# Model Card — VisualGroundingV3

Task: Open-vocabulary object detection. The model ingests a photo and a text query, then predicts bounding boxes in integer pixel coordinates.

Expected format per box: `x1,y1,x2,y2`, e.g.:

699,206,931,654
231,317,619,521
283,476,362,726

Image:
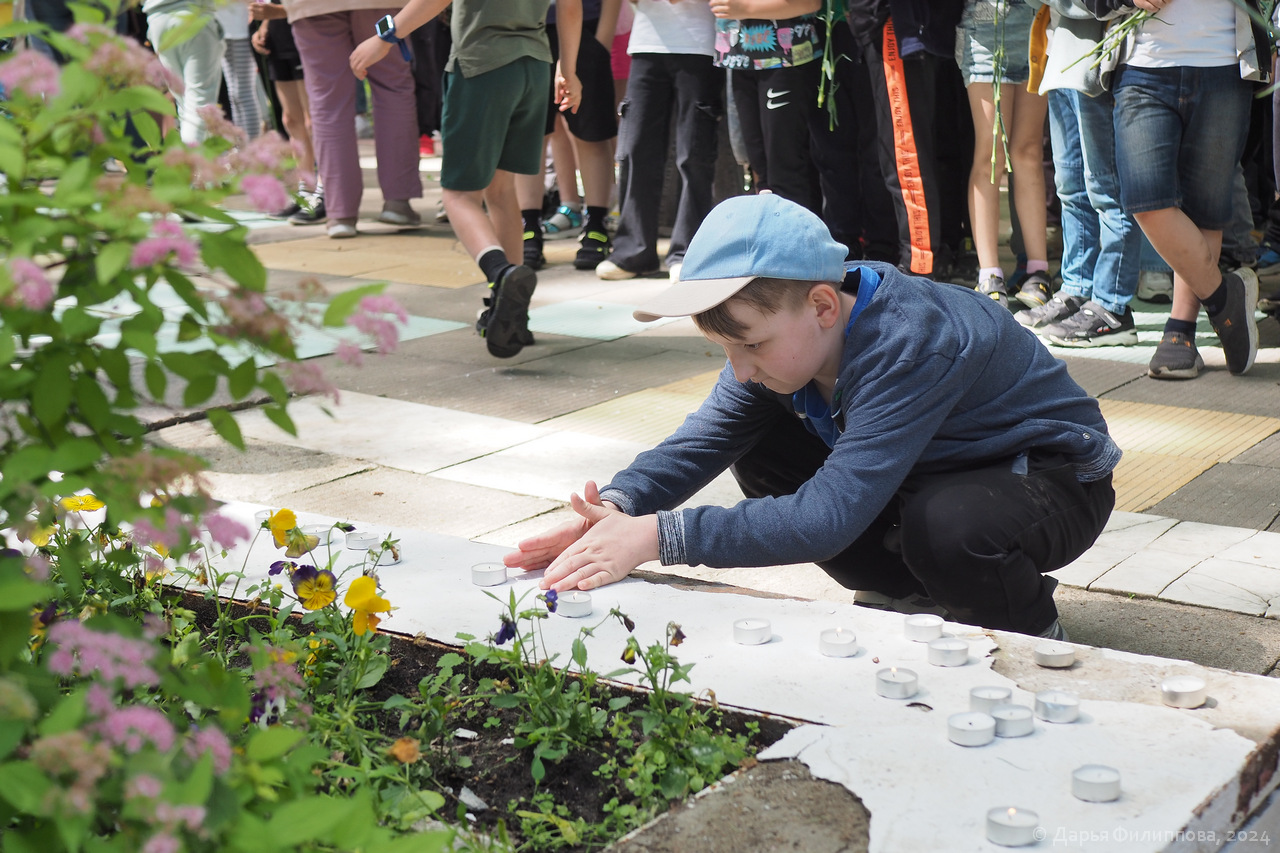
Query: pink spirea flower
9,258,55,310
279,361,339,403
142,833,180,853
155,801,206,832
130,220,198,270
197,104,246,146
97,704,176,753
126,774,164,800
86,682,115,716
46,621,160,688
350,295,409,355
359,294,409,323
0,50,62,99
185,726,233,775
240,174,290,214
335,341,365,367
253,645,305,704
25,553,50,581
204,513,250,550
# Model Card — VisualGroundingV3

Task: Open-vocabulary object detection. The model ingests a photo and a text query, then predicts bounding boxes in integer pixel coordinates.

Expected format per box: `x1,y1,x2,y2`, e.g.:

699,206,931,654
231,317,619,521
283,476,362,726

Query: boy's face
701,294,833,395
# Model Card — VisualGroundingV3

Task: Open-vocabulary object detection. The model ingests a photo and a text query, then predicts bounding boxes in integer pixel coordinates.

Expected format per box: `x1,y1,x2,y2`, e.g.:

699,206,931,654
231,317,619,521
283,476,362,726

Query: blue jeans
1048,89,1140,315
1113,64,1251,229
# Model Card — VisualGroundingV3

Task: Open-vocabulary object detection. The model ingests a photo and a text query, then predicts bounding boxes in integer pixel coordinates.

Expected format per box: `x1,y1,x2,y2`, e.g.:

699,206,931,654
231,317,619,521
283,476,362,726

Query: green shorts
440,55,551,192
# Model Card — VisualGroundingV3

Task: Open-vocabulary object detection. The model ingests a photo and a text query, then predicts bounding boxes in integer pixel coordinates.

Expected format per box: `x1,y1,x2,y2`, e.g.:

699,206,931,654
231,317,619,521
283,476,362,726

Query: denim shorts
1112,64,1251,229
955,0,1037,87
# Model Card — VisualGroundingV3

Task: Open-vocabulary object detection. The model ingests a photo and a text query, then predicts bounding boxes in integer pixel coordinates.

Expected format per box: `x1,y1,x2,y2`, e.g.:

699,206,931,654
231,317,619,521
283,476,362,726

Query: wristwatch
374,14,411,62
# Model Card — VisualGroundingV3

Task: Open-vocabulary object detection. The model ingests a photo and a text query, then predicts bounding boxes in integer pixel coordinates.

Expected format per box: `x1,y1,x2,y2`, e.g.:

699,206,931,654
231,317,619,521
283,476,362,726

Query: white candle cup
253,509,272,525
875,667,919,699
818,628,859,658
1072,764,1122,803
991,704,1035,738
345,531,380,550
927,637,968,667
470,562,509,587
1035,690,1081,724
300,523,338,545
986,807,1040,847
372,545,401,566
556,591,593,618
733,618,771,646
970,686,1013,714
903,613,944,642
1160,675,1208,709
948,711,996,747
1034,641,1076,669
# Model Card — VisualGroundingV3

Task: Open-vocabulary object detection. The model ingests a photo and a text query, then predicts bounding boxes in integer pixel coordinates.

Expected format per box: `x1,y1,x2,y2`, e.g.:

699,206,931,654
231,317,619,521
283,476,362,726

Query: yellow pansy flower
343,575,392,636
268,509,297,547
59,495,104,512
291,567,336,610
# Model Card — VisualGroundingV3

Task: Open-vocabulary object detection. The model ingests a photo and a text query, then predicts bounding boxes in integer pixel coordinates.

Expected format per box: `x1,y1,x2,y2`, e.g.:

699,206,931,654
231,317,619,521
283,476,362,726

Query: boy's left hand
540,494,659,592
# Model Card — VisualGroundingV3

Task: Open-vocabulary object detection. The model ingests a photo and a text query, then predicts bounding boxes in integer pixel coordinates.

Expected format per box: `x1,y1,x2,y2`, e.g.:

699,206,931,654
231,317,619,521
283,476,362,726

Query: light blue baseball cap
633,193,848,322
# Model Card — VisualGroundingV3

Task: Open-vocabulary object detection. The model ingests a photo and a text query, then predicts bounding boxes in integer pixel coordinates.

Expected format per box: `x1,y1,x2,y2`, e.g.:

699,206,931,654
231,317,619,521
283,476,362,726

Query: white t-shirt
628,0,716,57
1128,0,1235,68
215,2,250,40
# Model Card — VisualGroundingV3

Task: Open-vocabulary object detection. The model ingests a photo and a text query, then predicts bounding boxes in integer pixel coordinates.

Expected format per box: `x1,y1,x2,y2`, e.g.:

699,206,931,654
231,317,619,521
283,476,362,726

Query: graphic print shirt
713,15,823,70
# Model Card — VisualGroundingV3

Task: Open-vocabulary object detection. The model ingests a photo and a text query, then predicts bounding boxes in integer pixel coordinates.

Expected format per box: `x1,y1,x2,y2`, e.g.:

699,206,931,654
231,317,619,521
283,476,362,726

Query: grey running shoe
976,272,1012,310
1136,270,1173,303
1016,293,1084,330
1046,300,1138,347
1016,271,1054,309
1147,330,1204,380
1207,269,1259,375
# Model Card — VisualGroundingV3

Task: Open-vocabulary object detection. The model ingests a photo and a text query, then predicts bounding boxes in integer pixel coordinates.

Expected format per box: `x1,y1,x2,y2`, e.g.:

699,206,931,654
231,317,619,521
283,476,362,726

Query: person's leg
965,81,1009,302
667,54,723,268
150,14,226,145
222,37,264,139
275,79,316,180
730,68,767,190
1007,85,1049,298
896,455,1114,635
354,8,422,217
606,54,672,276
755,61,822,211
292,13,361,224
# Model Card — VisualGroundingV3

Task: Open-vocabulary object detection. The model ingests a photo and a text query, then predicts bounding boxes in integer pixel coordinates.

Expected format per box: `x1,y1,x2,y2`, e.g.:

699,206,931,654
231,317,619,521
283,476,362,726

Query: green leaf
659,767,690,800
0,144,26,183
95,241,133,285
0,577,50,612
353,654,389,690
206,408,245,451
176,313,202,343
322,283,385,328
174,751,214,804
50,156,92,205
490,694,520,709
0,761,52,814
247,727,304,762
227,357,257,400
262,404,296,436
32,354,73,427
36,690,85,736
182,374,217,407
530,754,545,783
264,794,354,846
0,720,27,762
131,110,162,150
49,439,102,477
144,360,167,400
73,374,112,431
200,229,266,289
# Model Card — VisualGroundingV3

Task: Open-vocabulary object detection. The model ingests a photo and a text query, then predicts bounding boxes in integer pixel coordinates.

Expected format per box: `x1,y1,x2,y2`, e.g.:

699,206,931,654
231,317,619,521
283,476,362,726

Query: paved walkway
156,146,1280,665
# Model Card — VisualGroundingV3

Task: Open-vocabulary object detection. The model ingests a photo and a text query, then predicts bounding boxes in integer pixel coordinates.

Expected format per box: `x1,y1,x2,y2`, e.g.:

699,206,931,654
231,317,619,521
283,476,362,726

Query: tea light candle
903,614,944,642
1072,765,1121,802
301,523,338,545
254,509,272,525
557,591,593,618
991,704,1035,738
733,618,771,645
947,711,995,747
970,686,1013,714
1160,675,1207,709
373,545,400,566
470,562,509,587
345,531,380,550
927,637,968,667
818,628,858,658
986,807,1039,847
875,667,918,699
1035,690,1080,723
1034,641,1076,669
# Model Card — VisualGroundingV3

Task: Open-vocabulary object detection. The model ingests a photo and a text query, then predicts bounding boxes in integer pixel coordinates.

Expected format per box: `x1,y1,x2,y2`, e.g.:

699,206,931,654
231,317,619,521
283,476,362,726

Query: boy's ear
809,282,842,327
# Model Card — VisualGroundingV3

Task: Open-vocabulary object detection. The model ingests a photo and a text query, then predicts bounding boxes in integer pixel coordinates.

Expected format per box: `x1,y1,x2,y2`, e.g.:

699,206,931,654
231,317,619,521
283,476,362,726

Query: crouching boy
505,193,1118,638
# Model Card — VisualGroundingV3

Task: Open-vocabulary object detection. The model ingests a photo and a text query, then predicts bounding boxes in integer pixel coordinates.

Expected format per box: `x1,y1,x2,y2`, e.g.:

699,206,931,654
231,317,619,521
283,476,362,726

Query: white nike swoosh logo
766,88,790,98
766,99,790,110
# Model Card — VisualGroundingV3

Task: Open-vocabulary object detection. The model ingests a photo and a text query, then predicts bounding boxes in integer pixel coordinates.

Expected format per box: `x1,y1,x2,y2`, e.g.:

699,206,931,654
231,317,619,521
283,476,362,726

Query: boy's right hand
503,481,609,573
350,36,391,80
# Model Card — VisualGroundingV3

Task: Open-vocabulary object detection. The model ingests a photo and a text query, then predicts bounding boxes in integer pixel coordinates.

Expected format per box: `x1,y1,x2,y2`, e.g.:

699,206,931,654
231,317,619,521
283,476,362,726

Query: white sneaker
1137,270,1174,303
327,220,357,239
596,259,638,281
667,262,681,283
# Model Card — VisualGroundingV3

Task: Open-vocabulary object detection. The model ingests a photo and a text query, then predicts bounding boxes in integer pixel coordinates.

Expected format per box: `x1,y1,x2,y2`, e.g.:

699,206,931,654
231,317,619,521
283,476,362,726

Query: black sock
478,249,511,285
1200,278,1228,315
521,209,542,237
1164,318,1197,337
585,205,609,233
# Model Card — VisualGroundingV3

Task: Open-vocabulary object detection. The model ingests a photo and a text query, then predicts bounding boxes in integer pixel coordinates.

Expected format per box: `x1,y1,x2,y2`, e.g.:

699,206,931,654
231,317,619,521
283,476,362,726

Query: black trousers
612,53,724,272
730,414,1115,635
731,61,823,212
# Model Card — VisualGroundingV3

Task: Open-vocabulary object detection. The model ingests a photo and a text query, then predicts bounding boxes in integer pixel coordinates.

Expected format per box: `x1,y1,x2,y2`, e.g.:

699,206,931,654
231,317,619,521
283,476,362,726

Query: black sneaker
574,228,611,271
272,200,302,219
289,198,325,225
476,265,536,358
523,228,545,271
976,272,1012,310
1045,300,1138,347
1016,293,1084,330
1015,272,1054,309
1147,330,1204,380
1208,269,1259,375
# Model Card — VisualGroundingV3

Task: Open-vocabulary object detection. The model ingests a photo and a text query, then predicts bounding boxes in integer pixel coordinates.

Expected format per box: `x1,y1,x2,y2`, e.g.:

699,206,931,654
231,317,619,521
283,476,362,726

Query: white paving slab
1091,550,1199,598
1050,545,1130,588
1216,531,1280,570
1145,522,1261,561
1093,512,1179,552
205,501,1280,853
1160,559,1280,617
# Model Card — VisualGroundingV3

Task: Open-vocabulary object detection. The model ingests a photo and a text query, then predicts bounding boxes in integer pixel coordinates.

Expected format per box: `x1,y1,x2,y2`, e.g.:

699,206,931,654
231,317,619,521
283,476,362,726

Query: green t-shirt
448,0,553,78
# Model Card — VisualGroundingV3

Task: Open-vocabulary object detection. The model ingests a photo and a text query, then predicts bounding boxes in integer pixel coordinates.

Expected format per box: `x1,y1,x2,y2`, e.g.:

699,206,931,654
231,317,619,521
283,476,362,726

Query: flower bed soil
182,591,797,849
